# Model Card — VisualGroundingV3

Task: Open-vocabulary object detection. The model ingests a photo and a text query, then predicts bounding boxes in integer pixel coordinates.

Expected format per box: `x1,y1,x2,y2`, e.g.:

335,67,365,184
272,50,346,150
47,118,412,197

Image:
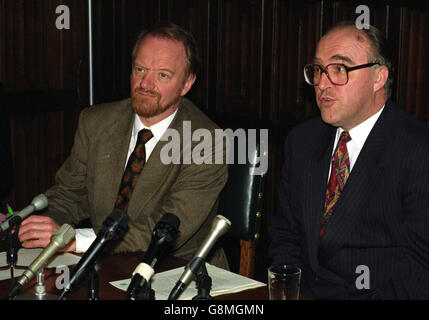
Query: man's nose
139,72,155,90
317,71,332,90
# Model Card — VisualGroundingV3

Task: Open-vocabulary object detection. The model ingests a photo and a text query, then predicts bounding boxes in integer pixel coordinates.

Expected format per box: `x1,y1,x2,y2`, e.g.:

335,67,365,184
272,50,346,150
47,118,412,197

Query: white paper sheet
110,263,266,300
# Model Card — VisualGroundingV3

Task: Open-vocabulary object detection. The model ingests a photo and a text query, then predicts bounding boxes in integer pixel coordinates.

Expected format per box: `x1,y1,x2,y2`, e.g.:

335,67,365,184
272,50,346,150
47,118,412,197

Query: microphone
58,208,129,300
168,215,231,300
7,224,75,299
126,213,180,300
0,194,48,232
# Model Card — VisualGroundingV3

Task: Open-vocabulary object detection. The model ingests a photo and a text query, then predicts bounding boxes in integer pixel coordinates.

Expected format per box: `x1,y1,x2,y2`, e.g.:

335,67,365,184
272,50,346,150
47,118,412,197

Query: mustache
134,88,161,98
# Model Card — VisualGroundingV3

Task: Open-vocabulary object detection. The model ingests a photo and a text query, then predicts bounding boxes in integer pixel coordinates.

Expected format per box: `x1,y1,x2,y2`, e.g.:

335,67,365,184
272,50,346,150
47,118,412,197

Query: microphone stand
87,264,99,300
192,263,213,300
0,217,26,279
134,282,155,300
13,267,58,300
128,277,155,300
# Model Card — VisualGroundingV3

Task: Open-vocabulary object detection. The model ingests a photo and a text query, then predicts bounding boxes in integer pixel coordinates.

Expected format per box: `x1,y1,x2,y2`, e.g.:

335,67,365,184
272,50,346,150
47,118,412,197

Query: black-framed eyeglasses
303,62,380,86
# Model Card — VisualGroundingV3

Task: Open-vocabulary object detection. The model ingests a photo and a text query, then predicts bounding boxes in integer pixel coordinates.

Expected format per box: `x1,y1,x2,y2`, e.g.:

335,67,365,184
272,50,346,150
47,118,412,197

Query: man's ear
180,73,196,96
373,65,388,93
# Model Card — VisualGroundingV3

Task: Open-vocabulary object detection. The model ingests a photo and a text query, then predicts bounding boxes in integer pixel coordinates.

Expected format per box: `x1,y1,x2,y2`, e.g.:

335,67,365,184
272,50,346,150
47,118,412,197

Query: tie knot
339,131,351,143
137,129,153,144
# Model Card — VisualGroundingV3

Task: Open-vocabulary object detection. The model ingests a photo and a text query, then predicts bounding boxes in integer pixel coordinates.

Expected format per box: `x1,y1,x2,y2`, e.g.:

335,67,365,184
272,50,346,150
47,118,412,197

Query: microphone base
12,293,59,300
134,284,155,300
192,296,214,300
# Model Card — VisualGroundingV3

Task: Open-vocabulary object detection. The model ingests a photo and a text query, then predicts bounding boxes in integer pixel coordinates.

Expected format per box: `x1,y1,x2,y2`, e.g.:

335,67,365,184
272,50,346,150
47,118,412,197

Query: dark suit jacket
44,97,229,268
269,100,429,299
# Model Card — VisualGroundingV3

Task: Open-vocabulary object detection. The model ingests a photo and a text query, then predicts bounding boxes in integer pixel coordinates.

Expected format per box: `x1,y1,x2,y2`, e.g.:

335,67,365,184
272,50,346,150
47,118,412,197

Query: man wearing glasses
269,21,429,299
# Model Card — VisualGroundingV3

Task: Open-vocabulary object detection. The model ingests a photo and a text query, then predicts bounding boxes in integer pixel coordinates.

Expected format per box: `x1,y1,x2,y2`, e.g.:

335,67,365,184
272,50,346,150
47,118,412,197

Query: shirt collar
132,108,178,142
336,104,385,151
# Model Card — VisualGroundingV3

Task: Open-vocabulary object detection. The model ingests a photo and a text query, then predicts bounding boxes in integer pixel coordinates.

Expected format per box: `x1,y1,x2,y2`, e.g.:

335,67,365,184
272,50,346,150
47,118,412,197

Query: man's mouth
319,95,336,105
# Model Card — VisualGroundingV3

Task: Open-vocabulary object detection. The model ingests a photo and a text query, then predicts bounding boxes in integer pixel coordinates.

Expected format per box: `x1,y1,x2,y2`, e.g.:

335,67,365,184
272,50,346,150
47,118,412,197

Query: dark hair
324,21,394,98
131,22,201,77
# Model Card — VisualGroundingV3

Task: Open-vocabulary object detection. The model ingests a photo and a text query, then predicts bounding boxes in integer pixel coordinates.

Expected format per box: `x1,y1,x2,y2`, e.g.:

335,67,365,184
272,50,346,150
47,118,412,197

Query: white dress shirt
328,105,385,181
74,109,178,252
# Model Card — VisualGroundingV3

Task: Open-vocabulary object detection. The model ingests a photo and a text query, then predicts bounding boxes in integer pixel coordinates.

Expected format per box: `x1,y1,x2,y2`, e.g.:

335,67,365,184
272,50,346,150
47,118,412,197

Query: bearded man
18,22,229,269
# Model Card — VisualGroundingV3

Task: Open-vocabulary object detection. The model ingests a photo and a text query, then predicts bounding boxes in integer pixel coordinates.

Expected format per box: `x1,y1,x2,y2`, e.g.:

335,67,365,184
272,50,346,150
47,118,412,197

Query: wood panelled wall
1,0,428,282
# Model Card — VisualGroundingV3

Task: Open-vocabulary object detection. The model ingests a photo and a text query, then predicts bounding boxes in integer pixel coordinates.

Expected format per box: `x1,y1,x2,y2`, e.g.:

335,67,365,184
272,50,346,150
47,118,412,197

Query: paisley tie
319,131,352,241
115,129,153,212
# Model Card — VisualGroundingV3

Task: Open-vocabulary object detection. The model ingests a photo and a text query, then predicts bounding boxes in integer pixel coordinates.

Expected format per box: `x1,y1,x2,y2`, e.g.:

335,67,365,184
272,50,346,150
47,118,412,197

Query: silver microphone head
53,224,76,248
196,214,231,260
16,224,75,291
31,194,48,211
209,215,231,237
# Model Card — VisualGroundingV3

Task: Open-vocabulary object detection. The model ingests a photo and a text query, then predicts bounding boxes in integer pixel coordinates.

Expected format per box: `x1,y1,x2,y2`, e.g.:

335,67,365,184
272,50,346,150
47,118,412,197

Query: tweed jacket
44,97,229,268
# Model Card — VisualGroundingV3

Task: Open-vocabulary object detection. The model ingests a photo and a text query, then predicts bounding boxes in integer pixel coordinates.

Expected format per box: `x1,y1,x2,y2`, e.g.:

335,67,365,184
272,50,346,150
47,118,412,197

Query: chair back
218,138,266,278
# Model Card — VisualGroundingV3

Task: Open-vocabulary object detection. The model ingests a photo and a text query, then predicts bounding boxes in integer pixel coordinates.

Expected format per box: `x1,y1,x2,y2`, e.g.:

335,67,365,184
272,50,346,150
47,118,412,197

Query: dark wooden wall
1,0,428,283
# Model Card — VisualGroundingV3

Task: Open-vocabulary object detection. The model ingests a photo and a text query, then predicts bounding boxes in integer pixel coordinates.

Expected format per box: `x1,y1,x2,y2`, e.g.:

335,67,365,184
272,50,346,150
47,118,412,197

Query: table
0,251,269,300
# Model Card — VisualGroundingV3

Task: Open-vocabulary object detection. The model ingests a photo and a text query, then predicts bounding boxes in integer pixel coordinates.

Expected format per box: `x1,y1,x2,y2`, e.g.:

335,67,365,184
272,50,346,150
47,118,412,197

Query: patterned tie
115,128,153,212
319,131,352,241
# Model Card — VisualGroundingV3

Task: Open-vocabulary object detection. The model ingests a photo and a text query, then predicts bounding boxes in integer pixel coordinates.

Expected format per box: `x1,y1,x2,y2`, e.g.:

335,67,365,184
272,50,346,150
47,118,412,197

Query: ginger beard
131,85,182,118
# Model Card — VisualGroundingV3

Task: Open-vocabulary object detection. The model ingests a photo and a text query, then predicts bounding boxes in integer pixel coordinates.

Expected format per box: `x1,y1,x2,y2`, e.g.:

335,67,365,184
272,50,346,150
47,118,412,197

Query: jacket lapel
94,101,134,218
317,104,393,263
302,124,336,272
